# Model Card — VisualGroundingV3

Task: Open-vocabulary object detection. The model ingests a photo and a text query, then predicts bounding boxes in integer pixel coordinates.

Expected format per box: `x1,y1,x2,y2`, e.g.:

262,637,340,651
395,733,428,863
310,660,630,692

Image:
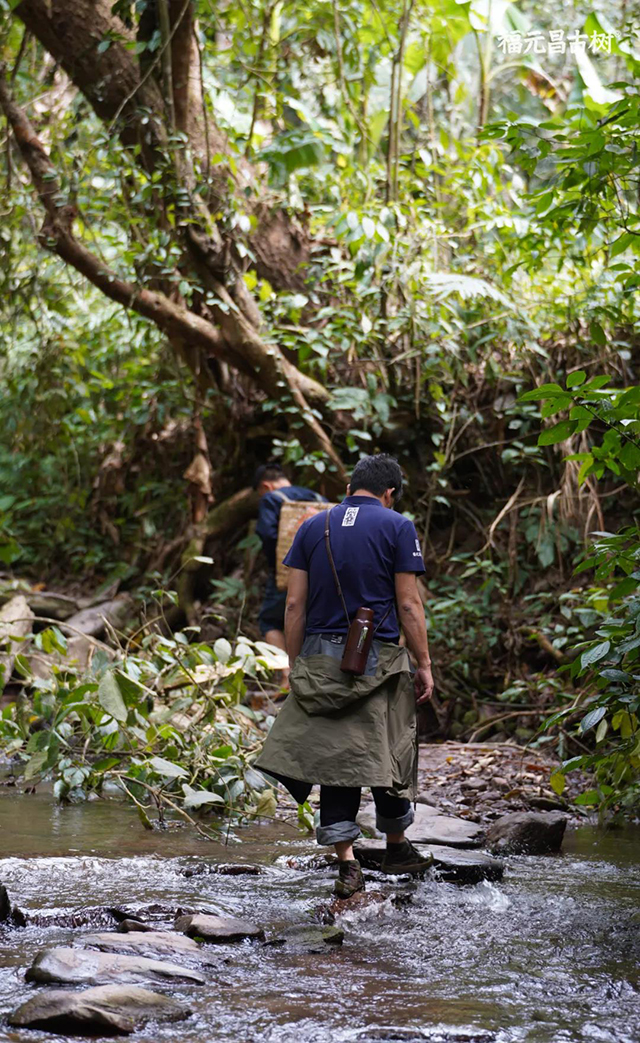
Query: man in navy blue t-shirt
256,454,435,899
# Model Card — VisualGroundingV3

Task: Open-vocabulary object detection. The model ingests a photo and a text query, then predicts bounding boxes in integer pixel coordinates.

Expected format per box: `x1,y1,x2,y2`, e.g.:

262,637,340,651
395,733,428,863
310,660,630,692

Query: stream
0,789,639,1043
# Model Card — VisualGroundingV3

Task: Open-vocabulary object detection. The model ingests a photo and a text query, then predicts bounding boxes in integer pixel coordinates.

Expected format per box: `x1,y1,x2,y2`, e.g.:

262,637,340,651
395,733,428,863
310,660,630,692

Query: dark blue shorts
258,573,286,635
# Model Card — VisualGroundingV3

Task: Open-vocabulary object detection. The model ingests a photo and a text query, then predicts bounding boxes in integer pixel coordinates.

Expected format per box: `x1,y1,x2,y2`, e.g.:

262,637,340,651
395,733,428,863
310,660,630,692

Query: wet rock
357,802,484,848
353,841,503,885
276,853,338,872
117,920,154,933
175,913,264,943
526,794,568,812
425,846,504,884
179,862,263,877
0,883,27,928
82,930,201,957
327,890,388,918
276,924,345,951
26,947,205,986
8,984,191,1035
486,811,567,855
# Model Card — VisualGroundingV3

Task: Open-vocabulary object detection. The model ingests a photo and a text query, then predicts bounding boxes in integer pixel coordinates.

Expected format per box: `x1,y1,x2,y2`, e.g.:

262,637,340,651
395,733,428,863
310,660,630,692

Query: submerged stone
26,946,205,986
486,811,567,855
8,984,191,1035
357,802,485,848
175,913,264,943
267,924,345,951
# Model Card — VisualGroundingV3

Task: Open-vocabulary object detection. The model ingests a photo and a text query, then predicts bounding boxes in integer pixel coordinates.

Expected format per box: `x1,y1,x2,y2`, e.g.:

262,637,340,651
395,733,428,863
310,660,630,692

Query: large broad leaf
519,384,566,402
579,706,606,734
538,420,577,446
97,671,128,723
149,756,187,779
580,640,610,669
182,784,224,808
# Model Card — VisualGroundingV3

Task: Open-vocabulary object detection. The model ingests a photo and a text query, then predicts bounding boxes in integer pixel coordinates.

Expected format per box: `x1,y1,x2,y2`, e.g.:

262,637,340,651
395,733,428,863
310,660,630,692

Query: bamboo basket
275,501,338,590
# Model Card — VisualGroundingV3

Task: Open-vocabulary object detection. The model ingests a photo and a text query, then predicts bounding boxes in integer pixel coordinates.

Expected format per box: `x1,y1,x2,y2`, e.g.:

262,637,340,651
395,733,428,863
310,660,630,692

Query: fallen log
0,595,34,691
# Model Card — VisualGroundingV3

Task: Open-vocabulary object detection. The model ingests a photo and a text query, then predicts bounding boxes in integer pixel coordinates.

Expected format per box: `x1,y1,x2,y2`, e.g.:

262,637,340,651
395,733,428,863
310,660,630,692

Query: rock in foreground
175,913,264,943
82,930,201,957
486,811,567,855
26,947,205,986
8,984,191,1035
357,802,484,848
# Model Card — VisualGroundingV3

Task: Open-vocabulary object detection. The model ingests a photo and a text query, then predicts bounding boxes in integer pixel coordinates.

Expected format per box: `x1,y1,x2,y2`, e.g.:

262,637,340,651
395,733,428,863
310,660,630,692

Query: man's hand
414,663,434,705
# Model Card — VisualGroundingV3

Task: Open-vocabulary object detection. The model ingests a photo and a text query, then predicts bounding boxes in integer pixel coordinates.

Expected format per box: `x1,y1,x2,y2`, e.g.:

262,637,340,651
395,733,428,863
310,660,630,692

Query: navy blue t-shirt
256,486,326,569
283,495,425,641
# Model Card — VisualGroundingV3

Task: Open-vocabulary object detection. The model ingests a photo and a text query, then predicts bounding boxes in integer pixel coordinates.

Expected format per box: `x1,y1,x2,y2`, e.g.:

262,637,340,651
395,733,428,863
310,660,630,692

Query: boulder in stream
486,811,567,855
81,930,201,958
8,984,191,1035
26,947,205,986
357,802,484,848
175,913,264,943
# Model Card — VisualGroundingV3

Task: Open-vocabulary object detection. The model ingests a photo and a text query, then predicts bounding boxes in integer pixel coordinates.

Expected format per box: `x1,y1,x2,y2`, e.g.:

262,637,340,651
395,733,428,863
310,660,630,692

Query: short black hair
350,454,403,504
253,460,287,489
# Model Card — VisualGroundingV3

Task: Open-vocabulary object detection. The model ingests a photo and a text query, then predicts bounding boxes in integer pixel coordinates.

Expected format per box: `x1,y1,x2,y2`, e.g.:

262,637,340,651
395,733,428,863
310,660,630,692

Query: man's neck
350,489,383,503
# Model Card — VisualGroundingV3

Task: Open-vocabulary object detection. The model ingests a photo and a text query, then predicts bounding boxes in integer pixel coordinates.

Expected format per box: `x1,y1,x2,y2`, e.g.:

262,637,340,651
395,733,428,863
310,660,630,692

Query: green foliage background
0,0,639,815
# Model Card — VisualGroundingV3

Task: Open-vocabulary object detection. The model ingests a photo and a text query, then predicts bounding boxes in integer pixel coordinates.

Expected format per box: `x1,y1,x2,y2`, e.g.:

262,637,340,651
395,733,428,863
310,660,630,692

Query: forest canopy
0,0,639,817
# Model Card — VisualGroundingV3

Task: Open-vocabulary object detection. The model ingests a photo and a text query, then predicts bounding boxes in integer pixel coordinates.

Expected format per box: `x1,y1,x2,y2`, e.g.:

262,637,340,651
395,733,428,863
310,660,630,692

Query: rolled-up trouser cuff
316,820,362,847
376,807,414,834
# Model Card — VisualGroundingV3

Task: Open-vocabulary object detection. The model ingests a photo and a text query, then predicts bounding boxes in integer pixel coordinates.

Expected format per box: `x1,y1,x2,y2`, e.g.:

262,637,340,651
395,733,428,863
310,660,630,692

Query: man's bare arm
284,568,308,664
395,572,434,705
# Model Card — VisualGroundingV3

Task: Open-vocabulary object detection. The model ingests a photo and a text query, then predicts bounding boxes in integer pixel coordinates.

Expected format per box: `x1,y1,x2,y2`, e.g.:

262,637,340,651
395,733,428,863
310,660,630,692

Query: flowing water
0,789,638,1043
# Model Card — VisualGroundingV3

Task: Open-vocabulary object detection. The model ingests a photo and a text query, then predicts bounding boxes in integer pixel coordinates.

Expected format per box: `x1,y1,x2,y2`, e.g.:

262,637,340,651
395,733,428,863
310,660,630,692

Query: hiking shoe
380,840,434,876
334,859,365,899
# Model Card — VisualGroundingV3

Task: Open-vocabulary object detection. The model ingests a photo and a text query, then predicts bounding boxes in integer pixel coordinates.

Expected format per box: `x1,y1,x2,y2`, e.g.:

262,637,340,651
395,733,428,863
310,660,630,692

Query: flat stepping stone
357,801,485,848
8,984,191,1035
82,930,201,957
353,841,503,884
175,913,264,942
26,947,205,986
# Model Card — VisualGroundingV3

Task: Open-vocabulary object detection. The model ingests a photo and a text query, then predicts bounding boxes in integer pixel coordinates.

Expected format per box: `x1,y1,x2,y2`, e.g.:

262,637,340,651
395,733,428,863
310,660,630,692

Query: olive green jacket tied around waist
255,638,417,798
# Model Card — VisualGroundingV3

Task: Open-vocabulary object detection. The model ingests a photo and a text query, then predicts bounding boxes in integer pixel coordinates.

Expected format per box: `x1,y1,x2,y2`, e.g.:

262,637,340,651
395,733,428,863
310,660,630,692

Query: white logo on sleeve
413,538,422,557
342,506,360,526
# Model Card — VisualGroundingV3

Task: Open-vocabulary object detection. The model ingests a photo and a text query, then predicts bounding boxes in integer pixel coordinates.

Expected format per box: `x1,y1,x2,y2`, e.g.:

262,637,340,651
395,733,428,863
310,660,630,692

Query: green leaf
549,771,565,795
595,718,608,743
538,420,577,446
566,370,586,388
182,785,225,808
518,383,566,402
589,323,606,347
24,750,48,781
98,671,128,723
574,789,601,806
149,756,187,778
579,706,606,734
580,641,610,669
